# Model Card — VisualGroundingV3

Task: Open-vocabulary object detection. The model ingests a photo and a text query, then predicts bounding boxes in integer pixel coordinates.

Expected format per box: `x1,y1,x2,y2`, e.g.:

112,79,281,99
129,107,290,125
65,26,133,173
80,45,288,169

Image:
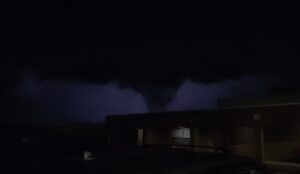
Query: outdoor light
84,151,95,161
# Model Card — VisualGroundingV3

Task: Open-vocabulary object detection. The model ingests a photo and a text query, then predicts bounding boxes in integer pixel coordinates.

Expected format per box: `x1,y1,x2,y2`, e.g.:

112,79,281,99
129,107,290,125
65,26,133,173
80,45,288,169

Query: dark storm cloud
8,70,277,124
15,28,277,112
10,69,147,123
2,4,300,119
167,74,277,111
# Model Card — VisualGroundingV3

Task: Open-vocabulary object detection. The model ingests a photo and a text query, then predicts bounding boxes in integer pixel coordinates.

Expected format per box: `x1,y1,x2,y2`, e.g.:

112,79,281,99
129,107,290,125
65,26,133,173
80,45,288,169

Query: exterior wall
264,122,300,161
145,128,173,144
108,126,138,147
209,128,227,147
195,133,211,146
193,127,229,152
265,141,300,161
235,126,255,144
193,125,256,157
235,144,256,158
234,126,256,157
192,128,216,152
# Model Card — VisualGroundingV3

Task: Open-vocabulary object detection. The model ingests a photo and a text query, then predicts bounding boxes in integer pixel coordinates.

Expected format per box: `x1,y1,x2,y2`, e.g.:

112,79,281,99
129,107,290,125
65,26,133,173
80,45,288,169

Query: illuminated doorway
137,128,144,145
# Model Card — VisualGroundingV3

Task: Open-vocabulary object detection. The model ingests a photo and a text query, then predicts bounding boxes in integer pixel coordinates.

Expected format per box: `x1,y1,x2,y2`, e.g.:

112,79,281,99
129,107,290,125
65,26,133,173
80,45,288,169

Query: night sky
1,3,300,123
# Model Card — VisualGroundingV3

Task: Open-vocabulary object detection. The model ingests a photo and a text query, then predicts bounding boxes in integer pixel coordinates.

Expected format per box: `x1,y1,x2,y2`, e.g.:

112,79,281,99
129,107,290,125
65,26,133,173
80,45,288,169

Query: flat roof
107,103,300,121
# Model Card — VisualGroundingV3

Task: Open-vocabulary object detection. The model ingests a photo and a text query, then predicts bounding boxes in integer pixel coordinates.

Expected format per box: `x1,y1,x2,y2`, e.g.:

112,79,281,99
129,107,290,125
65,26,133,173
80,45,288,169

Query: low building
106,95,300,172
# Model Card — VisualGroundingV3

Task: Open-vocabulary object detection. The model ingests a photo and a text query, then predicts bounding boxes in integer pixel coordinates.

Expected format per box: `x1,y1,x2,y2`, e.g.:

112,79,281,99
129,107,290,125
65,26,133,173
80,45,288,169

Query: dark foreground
2,144,276,174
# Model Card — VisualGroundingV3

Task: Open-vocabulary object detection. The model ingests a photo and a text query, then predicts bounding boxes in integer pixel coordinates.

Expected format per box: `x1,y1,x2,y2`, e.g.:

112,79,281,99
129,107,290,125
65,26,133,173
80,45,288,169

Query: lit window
171,126,191,145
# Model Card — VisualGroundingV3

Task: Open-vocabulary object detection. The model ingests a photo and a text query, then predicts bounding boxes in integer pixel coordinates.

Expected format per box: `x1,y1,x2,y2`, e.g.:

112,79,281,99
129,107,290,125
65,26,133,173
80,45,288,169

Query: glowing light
84,151,95,161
